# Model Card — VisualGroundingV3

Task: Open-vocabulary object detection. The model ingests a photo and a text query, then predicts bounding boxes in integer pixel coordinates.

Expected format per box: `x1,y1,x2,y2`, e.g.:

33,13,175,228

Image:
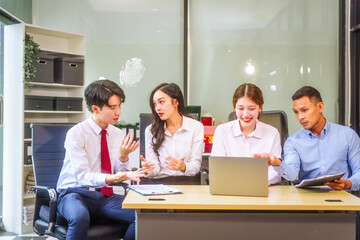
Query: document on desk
295,172,346,188
128,184,183,196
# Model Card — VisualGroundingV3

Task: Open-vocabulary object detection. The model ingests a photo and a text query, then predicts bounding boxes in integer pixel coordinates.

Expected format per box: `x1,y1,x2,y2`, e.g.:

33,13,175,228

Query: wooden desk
123,185,360,240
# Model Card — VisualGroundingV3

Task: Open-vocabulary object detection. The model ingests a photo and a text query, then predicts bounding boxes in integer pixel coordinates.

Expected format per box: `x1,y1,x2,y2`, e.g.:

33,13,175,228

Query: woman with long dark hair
211,83,281,185
141,83,204,178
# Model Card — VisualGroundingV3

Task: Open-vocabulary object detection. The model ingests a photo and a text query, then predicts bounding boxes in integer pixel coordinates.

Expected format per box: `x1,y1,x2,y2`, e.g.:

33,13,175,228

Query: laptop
209,156,268,197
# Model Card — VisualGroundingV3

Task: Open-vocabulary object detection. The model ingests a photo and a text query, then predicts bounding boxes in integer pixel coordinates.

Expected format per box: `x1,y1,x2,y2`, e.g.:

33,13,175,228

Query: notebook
209,156,268,197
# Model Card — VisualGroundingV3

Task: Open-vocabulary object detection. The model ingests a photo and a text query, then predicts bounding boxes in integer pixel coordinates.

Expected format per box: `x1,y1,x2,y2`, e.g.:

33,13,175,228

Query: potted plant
24,33,40,93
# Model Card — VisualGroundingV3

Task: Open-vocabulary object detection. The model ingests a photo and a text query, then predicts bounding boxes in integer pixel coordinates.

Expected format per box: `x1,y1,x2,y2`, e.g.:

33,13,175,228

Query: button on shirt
275,121,360,191
145,116,204,179
57,117,129,191
211,120,282,185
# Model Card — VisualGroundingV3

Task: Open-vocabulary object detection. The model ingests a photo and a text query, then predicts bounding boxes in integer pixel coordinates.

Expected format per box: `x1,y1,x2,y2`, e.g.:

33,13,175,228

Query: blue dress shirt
275,121,360,191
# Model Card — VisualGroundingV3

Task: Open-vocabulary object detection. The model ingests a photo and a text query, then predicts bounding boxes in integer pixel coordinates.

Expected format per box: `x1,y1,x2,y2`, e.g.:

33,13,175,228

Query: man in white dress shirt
56,80,145,240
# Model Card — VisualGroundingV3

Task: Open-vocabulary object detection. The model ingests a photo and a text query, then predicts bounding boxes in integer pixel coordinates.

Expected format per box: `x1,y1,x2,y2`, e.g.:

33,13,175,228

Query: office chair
30,124,129,240
138,113,202,185
228,110,289,149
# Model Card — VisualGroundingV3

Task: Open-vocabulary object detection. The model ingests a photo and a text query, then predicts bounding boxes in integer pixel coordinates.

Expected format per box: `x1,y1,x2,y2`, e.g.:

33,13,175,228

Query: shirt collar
164,115,189,136
231,119,262,139
88,116,109,136
303,119,329,138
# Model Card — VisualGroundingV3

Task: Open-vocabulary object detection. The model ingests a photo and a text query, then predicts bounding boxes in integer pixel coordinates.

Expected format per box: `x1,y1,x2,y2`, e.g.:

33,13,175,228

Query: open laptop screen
209,156,268,197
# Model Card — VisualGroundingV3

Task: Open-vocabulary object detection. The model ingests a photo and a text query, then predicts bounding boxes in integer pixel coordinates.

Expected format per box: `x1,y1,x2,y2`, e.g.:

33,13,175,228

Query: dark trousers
57,187,135,240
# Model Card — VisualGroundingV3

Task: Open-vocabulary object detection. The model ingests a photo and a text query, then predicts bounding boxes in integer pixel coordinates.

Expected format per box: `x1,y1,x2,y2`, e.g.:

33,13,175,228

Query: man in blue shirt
255,86,360,191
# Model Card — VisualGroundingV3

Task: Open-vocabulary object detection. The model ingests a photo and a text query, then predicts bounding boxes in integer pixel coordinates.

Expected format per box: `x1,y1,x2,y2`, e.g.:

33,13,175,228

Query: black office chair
138,113,202,185
30,124,129,240
228,110,289,150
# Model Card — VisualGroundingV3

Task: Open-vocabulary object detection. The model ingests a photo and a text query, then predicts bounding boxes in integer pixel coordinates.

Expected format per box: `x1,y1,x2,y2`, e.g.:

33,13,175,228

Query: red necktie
101,129,113,196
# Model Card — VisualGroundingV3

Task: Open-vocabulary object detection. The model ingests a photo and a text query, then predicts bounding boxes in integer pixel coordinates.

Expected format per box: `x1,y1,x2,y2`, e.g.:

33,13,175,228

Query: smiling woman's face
235,96,260,130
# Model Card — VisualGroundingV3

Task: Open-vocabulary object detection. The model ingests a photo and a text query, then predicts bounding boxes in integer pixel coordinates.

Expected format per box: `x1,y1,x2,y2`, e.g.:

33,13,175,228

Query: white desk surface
123,185,360,211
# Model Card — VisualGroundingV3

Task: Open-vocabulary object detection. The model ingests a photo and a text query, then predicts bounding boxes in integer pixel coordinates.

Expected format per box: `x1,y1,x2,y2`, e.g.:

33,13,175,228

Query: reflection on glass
189,0,339,134
119,58,146,88
245,61,255,75
33,0,184,123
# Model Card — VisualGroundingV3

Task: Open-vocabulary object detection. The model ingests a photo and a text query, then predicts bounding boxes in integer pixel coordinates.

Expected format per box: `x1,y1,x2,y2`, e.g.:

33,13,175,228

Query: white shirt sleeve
268,130,282,185
65,128,107,187
115,160,129,173
211,126,227,156
184,123,204,176
144,125,161,177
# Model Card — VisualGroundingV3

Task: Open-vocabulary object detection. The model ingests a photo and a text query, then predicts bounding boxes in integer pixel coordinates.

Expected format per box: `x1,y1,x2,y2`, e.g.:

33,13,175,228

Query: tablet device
295,172,346,188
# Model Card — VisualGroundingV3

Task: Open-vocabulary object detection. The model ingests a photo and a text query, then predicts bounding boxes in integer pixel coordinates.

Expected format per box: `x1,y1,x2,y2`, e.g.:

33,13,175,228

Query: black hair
292,86,323,103
85,79,125,112
149,83,188,156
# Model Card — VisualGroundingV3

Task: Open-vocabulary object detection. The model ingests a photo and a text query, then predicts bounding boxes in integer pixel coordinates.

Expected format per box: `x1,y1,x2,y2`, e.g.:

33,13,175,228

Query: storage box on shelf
33,54,55,83
54,57,84,85
4,23,86,234
54,97,83,111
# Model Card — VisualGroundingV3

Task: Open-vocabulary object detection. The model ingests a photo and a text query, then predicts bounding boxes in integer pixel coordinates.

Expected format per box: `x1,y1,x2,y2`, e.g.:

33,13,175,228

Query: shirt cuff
349,177,359,191
118,160,129,171
97,173,108,186
274,161,286,175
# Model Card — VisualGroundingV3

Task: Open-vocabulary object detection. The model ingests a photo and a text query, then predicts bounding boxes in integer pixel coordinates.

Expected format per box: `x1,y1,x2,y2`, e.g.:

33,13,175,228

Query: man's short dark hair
292,86,323,103
85,79,125,112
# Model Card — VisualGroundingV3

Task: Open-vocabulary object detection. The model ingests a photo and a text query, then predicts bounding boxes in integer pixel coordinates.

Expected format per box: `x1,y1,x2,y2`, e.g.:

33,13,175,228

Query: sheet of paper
129,184,182,196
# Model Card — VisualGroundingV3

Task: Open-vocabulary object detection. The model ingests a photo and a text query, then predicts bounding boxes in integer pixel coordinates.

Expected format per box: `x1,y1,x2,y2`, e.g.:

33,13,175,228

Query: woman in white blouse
141,83,204,179
211,83,281,185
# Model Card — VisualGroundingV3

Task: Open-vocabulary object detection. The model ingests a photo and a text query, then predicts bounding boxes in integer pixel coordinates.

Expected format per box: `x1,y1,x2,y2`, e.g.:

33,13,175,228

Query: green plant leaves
24,33,40,93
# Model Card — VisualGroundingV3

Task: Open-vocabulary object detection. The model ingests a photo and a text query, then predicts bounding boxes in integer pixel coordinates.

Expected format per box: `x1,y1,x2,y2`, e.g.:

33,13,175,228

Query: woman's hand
119,133,139,163
165,156,186,172
140,155,156,174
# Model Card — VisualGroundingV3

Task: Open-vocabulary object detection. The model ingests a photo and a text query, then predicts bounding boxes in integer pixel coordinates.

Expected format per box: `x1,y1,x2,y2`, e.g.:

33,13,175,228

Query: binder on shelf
24,142,32,165
129,184,182,196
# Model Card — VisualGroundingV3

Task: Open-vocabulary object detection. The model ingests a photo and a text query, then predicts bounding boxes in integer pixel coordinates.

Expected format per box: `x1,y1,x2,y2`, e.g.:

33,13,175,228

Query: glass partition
33,0,184,123
189,0,339,134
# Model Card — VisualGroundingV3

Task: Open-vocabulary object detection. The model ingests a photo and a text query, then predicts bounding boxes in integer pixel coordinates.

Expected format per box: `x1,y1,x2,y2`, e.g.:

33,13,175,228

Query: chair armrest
29,185,57,201
113,181,129,195
30,185,58,235
200,168,209,185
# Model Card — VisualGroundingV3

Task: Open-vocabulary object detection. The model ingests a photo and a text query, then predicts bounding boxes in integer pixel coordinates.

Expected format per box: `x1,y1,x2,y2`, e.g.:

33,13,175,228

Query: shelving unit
3,23,86,234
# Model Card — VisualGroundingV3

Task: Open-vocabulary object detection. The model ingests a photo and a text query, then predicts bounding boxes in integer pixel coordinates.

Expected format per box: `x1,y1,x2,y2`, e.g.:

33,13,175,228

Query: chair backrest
261,110,289,148
185,105,201,121
227,110,289,150
31,124,73,189
139,113,152,161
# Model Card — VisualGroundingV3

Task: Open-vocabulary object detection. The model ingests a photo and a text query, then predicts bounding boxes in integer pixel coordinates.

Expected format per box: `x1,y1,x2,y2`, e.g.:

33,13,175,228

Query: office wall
189,0,339,134
0,0,32,23
32,0,184,124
